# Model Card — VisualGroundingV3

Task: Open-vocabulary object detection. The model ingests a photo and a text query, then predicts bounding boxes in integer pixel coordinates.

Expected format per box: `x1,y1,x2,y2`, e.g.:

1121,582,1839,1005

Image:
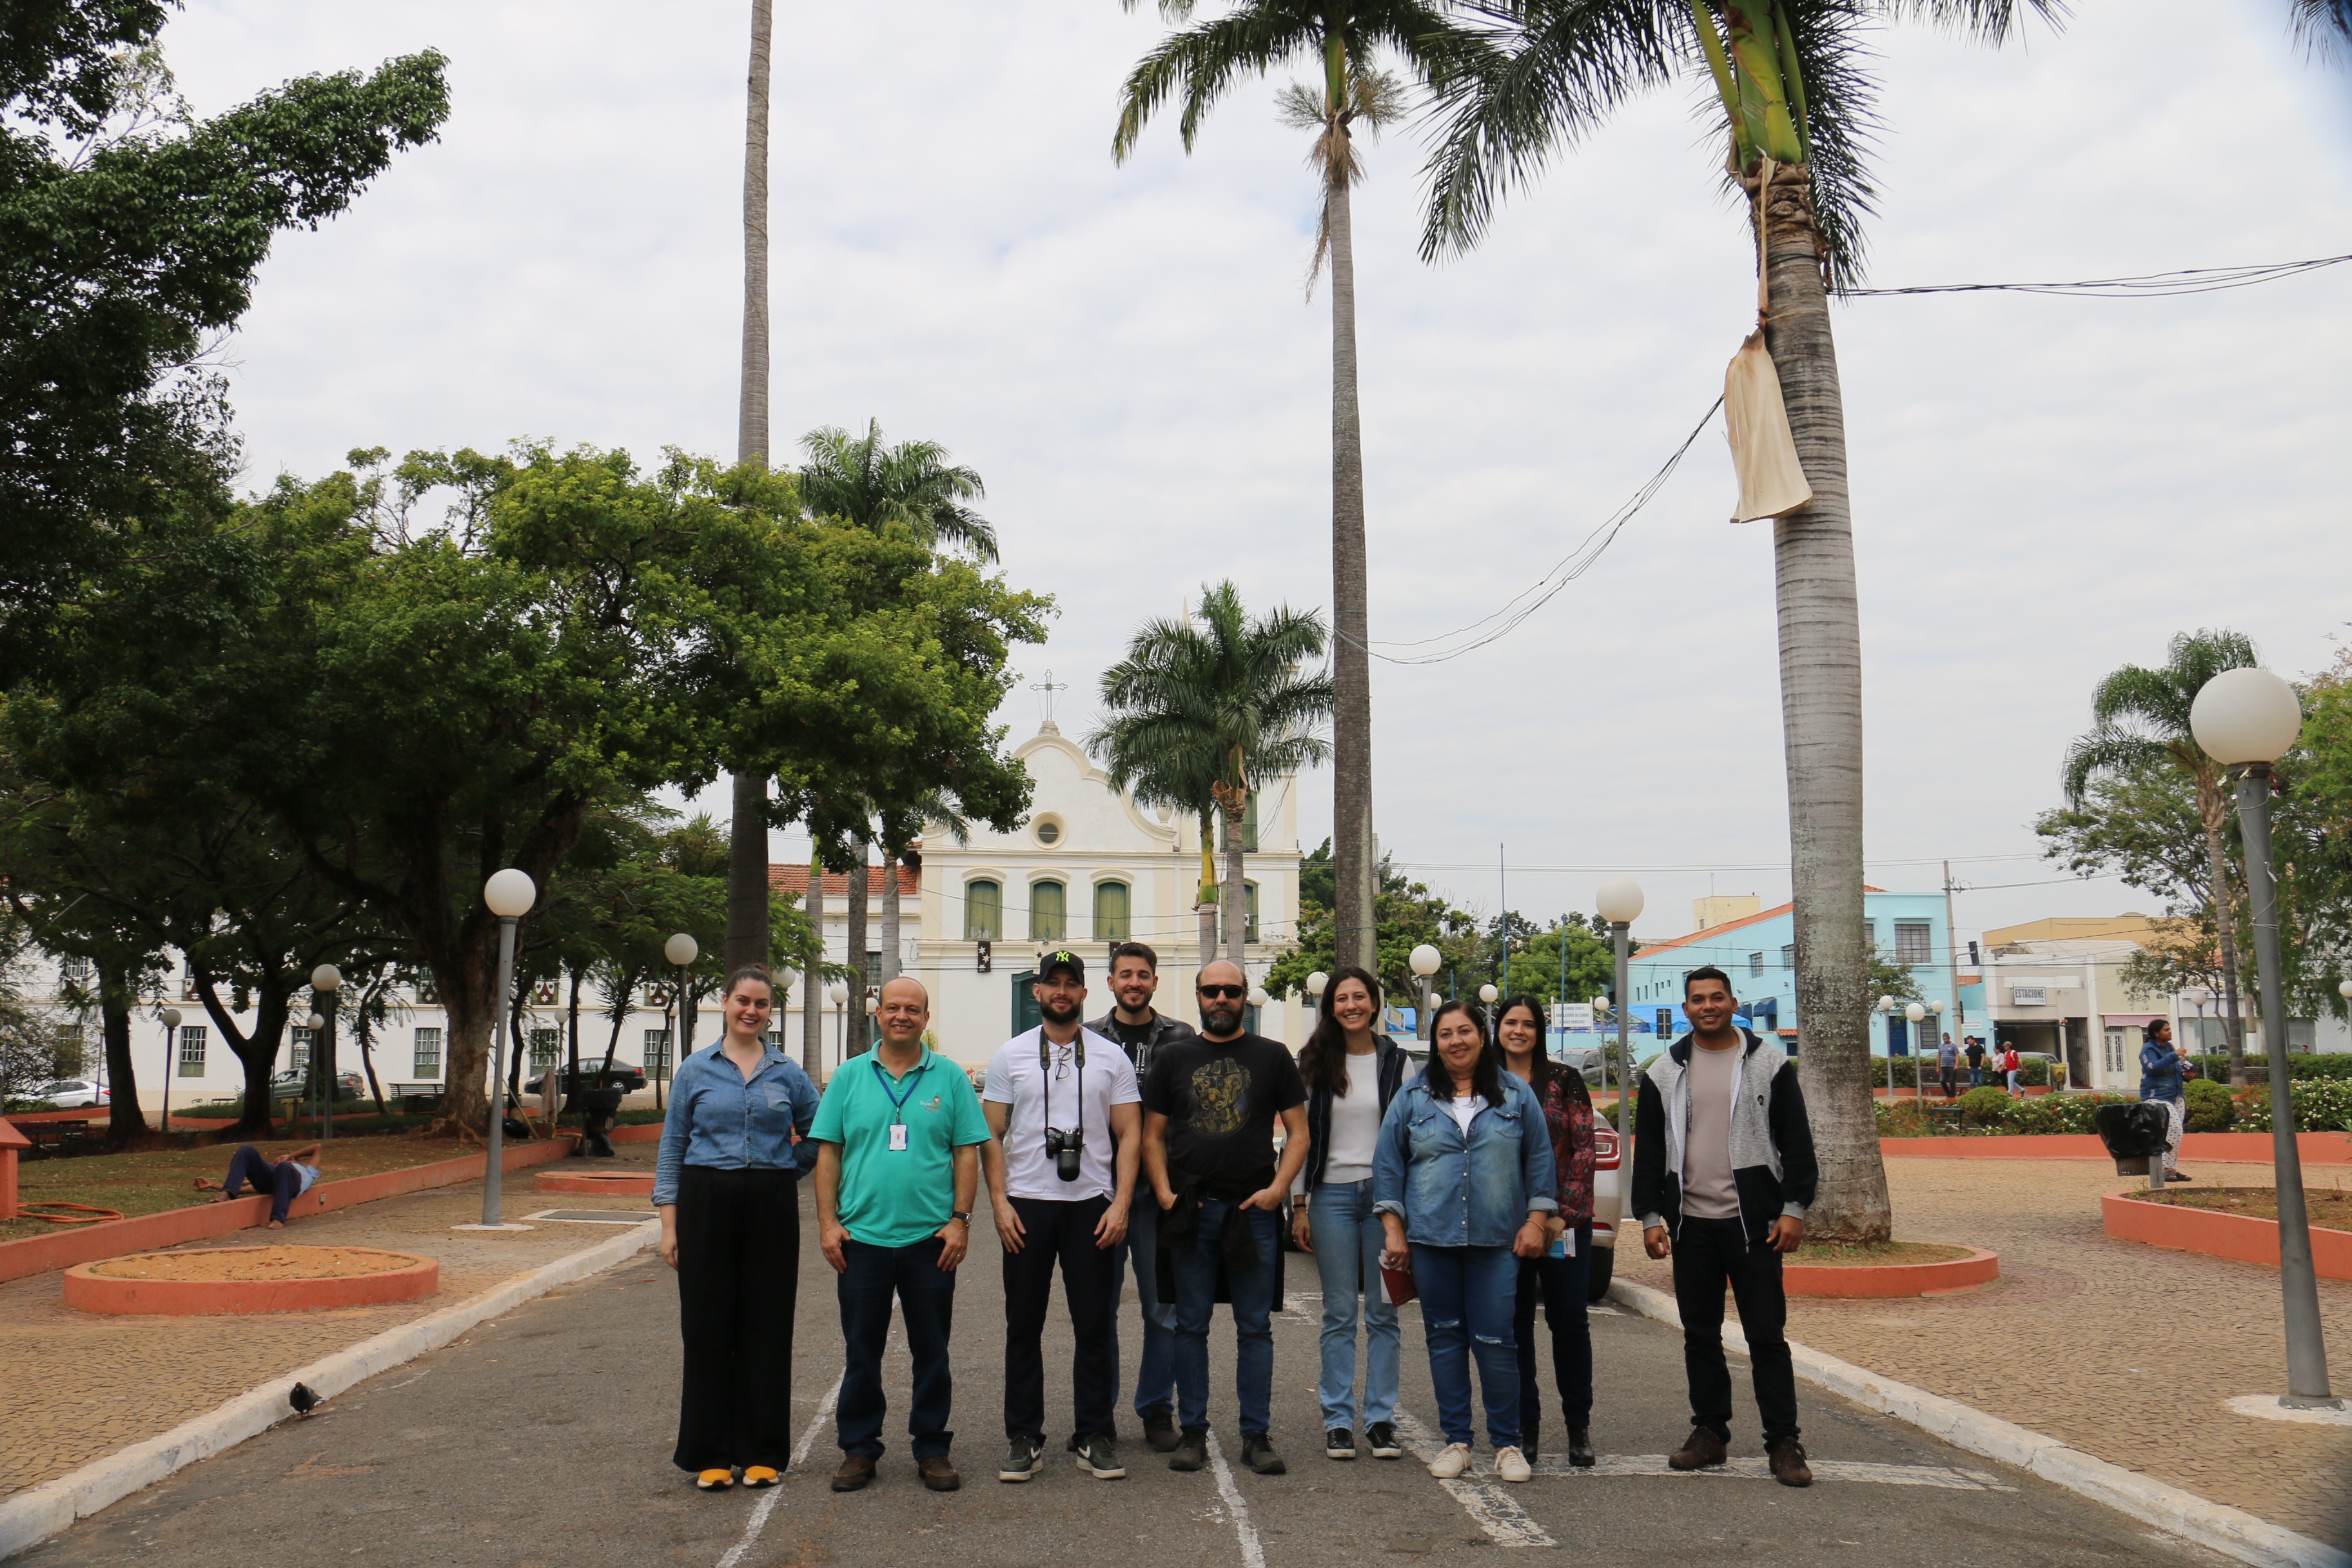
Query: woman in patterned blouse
1496,994,1597,1468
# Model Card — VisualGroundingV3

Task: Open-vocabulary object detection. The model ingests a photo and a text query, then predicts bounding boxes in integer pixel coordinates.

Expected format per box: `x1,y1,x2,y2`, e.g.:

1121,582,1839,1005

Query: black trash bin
2093,1101,2171,1175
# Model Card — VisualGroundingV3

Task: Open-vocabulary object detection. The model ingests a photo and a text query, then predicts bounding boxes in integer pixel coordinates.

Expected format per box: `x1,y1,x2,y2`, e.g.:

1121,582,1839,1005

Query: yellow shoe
696,1468,734,1491
742,1465,780,1488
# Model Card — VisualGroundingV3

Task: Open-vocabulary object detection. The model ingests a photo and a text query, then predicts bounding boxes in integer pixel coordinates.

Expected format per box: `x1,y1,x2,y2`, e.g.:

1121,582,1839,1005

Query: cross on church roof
1029,669,1068,725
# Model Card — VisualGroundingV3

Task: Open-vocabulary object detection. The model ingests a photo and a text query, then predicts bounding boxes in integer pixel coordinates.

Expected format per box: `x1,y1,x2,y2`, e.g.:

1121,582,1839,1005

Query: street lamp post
158,1008,182,1132
2191,667,2336,1409
311,965,342,1140
1596,878,1644,1146
469,869,536,1232
1477,982,1499,1024
1408,945,1441,1043
825,981,848,1074
1905,1002,1928,1100
1305,970,1329,1024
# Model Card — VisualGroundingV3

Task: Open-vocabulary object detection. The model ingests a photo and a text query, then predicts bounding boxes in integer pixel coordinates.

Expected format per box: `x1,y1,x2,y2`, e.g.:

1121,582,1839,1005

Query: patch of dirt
1788,1240,1977,1266
85,1245,427,1282
2126,1186,2352,1230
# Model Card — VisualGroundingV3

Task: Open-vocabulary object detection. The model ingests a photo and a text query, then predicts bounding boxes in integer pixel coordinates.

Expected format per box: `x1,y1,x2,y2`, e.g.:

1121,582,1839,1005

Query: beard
1201,1002,1243,1035
1040,995,1083,1027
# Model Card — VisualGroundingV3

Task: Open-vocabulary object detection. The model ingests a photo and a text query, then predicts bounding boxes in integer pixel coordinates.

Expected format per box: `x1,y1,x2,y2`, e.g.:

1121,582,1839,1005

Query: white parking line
1202,1430,1269,1568
714,1371,845,1568
1527,1455,2015,1489
1390,1411,1556,1547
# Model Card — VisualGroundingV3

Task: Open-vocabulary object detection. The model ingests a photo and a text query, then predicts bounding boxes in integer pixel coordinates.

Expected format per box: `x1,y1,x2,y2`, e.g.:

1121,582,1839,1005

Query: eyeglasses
1197,984,1246,1001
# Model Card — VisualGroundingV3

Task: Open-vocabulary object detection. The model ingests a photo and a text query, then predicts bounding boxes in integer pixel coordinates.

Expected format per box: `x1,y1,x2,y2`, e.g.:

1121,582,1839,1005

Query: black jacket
1086,1007,1196,1081
1296,1037,1409,1193
1629,1028,1817,1244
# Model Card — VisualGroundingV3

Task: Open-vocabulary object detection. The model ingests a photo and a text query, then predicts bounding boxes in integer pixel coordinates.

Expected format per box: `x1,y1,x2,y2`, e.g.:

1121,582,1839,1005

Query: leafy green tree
0,9,447,666
1090,582,1332,966
1413,1,2060,1244
1113,1,1477,982
2061,629,2260,1082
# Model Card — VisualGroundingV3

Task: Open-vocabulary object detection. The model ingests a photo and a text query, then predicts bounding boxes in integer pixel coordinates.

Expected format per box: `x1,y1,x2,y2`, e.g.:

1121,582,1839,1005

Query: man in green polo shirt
813,975,990,1494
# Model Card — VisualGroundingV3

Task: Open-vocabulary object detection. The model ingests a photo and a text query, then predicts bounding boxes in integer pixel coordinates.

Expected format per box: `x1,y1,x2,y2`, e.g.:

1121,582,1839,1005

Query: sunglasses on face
1197,984,1246,1001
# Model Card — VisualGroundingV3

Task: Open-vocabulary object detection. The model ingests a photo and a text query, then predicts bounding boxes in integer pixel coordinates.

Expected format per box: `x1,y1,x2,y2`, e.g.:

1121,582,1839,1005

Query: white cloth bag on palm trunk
1725,159,1812,523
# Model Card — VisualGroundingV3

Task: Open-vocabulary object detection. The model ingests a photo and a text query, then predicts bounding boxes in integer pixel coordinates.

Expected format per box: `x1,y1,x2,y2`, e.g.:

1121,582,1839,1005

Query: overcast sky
166,0,2350,951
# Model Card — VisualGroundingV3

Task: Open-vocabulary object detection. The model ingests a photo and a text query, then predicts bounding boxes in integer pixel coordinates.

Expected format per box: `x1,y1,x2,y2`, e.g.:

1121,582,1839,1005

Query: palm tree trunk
1758,166,1888,1245
1197,812,1219,973
879,845,901,988
845,831,870,1057
721,0,776,977
1326,132,1378,977
1222,798,1248,967
801,851,824,1073
2195,781,2249,1084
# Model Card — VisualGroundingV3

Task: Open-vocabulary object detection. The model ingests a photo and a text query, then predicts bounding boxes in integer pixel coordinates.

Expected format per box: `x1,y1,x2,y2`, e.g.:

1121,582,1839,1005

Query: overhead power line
1842,253,2352,299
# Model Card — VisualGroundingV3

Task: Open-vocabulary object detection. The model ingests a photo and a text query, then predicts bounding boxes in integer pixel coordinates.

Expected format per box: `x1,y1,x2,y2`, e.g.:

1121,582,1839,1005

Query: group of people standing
651,945,1819,1495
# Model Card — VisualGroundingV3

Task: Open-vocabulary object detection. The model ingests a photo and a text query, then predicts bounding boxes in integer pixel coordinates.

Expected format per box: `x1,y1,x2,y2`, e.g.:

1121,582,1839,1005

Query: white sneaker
1427,1443,1472,1480
1493,1446,1532,1483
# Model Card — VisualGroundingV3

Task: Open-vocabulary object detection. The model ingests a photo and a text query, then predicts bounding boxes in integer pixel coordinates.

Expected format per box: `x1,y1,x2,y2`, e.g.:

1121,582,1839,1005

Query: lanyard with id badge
873,1054,930,1151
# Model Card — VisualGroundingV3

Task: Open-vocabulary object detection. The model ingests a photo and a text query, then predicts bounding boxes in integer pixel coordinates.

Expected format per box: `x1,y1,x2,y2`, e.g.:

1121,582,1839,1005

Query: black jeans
1002,1193,1121,1441
1514,1222,1593,1428
836,1235,957,1460
673,1165,800,1471
1670,1215,1799,1444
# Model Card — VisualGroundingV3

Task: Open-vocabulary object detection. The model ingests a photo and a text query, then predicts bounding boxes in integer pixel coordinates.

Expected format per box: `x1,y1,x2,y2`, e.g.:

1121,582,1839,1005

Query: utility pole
1943,859,1963,1056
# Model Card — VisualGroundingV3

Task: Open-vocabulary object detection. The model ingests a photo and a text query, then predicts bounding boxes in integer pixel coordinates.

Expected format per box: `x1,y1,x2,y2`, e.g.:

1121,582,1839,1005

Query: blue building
1622,891,1959,1057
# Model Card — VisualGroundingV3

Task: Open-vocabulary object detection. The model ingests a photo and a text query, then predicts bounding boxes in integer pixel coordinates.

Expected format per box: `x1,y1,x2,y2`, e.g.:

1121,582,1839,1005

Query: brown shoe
830,1453,877,1493
1667,1426,1729,1471
918,1454,961,1492
1766,1437,1812,1487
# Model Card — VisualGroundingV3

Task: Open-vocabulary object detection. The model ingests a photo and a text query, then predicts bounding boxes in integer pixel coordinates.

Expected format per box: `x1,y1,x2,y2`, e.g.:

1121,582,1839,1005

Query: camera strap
1039,1028,1084,1135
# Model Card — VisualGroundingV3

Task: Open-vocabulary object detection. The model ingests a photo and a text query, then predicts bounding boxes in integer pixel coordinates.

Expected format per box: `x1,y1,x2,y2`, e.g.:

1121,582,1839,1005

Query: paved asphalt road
23,1193,2229,1568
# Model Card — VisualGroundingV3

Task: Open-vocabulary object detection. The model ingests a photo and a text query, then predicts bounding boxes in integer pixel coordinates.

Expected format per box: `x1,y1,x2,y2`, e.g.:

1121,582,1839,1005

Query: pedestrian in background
1374,999,1556,1484
2139,1017,2191,1184
1141,958,1309,1477
1496,995,1596,1468
1964,1036,1985,1088
982,951,1141,1484
812,977,991,1494
652,966,819,1493
1937,1034,1959,1100
2000,1040,2022,1095
1290,965,1407,1463
1086,939,1195,1451
1631,966,1817,1487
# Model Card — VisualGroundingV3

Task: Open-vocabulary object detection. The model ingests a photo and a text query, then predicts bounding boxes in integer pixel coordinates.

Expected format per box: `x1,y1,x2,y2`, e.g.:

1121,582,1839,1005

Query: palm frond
1114,8,1315,161
1874,0,2068,44
1776,1,1883,290
2288,0,2352,61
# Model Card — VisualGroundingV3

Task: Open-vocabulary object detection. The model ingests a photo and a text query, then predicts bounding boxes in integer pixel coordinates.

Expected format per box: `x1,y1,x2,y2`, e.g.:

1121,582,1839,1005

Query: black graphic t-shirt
1141,1031,1306,1193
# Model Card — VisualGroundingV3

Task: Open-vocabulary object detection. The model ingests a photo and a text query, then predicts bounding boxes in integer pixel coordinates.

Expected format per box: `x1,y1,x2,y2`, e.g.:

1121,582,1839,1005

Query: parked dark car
524,1061,649,1097
270,1069,366,1101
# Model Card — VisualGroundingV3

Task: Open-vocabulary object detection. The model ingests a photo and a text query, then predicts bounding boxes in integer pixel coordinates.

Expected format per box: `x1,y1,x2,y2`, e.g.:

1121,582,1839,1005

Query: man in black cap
981,950,1142,1482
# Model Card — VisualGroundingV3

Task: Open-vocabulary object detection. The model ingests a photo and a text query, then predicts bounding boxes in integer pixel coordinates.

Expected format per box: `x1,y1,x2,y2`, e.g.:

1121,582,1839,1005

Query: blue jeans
1308,1179,1399,1430
1112,1191,1178,1416
1412,1243,1522,1449
1168,1199,1277,1436
1968,1066,1983,1087
834,1236,957,1460
1513,1224,1592,1428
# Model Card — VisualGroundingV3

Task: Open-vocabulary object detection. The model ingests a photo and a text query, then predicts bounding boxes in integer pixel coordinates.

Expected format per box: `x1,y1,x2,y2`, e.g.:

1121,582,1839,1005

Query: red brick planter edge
2101,1192,2352,1282
61,1248,440,1315
1783,1247,2000,1298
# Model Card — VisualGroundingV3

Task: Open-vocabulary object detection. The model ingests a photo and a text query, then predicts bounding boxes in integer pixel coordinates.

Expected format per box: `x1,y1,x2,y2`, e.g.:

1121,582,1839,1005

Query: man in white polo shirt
982,950,1142,1485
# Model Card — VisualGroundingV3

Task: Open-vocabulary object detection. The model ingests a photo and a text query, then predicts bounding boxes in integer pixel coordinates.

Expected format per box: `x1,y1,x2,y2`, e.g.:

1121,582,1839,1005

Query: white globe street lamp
159,1006,183,1132
1306,970,1329,1000
1407,944,1442,1043
1595,880,1645,1144
1248,986,1269,1010
826,980,848,1072
1478,983,1500,1006
466,869,536,1232
484,868,537,919
664,933,700,968
2192,667,2333,1408
308,965,344,1141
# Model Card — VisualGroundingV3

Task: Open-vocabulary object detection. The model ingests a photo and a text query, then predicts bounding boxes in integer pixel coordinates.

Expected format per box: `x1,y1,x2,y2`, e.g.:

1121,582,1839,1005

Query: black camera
1044,1125,1083,1182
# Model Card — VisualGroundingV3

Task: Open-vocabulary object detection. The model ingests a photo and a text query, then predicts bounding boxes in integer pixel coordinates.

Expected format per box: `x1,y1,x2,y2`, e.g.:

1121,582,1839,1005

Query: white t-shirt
982,1026,1141,1202
1322,1052,1383,1186
1447,1093,1481,1136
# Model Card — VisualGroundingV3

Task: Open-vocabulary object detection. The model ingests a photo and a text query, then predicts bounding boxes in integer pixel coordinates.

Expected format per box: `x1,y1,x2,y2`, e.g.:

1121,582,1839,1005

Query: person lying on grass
195,1144,324,1228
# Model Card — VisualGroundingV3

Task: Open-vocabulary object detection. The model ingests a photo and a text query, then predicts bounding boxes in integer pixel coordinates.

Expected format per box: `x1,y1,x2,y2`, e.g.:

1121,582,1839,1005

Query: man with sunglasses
1140,958,1309,1476
981,950,1142,1484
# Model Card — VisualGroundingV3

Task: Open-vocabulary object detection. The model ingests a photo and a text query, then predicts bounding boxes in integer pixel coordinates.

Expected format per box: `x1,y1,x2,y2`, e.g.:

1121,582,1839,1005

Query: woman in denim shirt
1373,1000,1556,1485
653,966,819,1492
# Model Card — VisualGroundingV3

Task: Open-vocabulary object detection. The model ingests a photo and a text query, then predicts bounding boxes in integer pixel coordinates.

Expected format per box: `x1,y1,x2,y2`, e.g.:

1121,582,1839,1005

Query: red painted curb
1783,1247,1999,1298
2101,1193,2352,1281
0,1139,574,1286
61,1246,439,1315
1879,1132,2352,1162
531,1170,655,1195
611,1122,662,1144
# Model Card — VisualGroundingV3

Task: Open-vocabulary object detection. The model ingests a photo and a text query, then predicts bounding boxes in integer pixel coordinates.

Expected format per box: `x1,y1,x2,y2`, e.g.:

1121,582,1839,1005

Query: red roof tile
769,865,920,898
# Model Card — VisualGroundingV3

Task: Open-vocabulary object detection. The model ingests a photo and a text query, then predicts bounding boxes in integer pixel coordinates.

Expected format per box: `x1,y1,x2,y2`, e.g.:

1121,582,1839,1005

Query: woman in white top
1289,965,1409,1462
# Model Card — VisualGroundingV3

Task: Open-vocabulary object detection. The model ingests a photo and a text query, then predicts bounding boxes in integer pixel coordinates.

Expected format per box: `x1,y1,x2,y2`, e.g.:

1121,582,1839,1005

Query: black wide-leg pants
674,1164,800,1472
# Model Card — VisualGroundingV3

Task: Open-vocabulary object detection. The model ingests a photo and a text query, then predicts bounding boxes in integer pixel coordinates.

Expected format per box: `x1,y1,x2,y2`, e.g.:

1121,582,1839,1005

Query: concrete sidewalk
1617,1155,2352,1547
0,1146,656,1501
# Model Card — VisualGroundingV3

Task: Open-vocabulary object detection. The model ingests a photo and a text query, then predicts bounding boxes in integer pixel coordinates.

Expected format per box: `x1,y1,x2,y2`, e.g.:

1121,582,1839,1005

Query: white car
37,1078,108,1108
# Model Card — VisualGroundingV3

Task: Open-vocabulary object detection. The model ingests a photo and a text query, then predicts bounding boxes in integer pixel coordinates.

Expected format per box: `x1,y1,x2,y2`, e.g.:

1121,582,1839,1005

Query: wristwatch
949,1211,972,1224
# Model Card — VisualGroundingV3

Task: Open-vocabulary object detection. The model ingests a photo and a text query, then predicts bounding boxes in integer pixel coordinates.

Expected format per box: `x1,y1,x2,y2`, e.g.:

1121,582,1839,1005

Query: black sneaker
1169,1427,1210,1472
1522,1413,1541,1463
1240,1434,1286,1475
1567,1425,1596,1468
1324,1427,1357,1460
1365,1421,1402,1460
1143,1407,1182,1453
1074,1431,1125,1478
999,1436,1043,1483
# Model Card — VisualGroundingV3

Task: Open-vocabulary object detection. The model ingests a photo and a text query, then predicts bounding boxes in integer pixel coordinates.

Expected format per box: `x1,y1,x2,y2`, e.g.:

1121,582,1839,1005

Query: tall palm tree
724,0,778,978
798,420,998,560
2064,629,2260,1085
1113,1,1473,979
1089,582,1334,967
1416,0,2057,1244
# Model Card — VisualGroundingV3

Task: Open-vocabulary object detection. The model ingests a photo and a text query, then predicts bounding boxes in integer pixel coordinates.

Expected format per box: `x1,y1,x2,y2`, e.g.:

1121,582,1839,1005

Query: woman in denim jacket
1373,1000,1557,1484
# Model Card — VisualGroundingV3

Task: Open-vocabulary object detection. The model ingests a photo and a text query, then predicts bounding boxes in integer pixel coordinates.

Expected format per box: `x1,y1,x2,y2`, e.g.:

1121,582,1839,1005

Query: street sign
1551,1003,1594,1032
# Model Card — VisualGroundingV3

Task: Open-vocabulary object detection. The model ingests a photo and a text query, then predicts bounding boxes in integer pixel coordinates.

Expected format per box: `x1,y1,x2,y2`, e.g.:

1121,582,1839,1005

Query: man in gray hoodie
1630,965,1818,1487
